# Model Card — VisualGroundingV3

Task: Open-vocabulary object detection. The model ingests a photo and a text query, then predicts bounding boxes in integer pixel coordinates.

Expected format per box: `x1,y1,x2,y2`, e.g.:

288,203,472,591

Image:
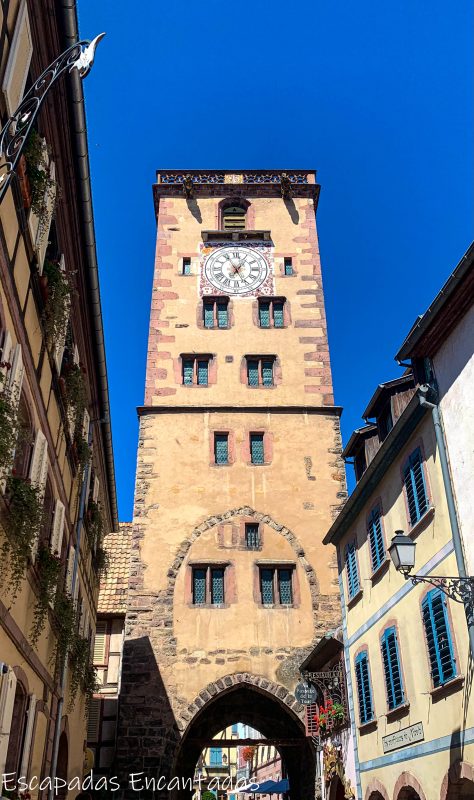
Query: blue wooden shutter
403,448,428,524
211,568,225,604
217,300,228,328
259,301,271,327
245,523,260,549
210,747,222,766
197,359,209,385
183,358,194,385
261,568,274,604
262,359,274,386
422,589,456,687
247,360,259,386
355,652,373,724
381,627,404,709
193,568,206,604
278,569,293,604
214,433,229,464
203,301,214,328
368,506,384,571
250,433,265,464
273,301,284,328
345,540,360,598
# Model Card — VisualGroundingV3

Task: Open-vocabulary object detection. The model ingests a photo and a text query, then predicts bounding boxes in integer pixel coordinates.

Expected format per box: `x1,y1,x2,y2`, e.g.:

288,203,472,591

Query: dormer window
378,404,393,441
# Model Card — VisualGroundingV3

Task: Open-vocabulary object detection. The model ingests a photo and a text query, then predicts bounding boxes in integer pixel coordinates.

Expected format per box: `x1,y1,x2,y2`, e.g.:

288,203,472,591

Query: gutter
58,1,118,531
396,241,474,361
323,391,429,546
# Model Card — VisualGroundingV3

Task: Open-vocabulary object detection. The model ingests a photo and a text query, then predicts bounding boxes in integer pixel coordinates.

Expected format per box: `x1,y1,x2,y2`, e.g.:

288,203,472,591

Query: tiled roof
97,522,131,614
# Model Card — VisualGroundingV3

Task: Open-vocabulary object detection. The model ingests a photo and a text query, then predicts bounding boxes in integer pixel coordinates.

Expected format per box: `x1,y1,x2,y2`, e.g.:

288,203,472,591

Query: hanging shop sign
295,682,317,705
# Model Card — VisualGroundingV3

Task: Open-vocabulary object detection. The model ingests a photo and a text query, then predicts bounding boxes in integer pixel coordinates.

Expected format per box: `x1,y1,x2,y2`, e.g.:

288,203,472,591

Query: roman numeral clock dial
204,246,269,295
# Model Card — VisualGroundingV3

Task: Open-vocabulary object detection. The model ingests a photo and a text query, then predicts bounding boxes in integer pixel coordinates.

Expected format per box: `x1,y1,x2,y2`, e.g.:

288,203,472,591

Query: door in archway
397,790,421,800
446,778,474,798
329,775,345,800
56,731,69,800
4,681,27,778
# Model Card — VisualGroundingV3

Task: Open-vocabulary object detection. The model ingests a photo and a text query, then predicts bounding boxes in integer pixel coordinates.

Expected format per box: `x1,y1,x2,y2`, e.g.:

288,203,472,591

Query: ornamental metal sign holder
0,33,105,205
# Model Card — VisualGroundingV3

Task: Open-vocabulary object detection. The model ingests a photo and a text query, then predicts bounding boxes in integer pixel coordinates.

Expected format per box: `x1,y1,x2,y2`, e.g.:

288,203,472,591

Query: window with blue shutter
278,569,293,604
250,433,265,465
261,569,274,604
284,258,293,275
217,300,228,328
262,360,274,386
245,523,260,549
259,302,271,328
193,569,206,604
355,651,374,724
204,301,214,328
273,301,284,328
381,627,405,709
422,589,456,687
210,747,222,766
211,568,225,605
214,433,229,465
403,448,428,525
182,258,191,275
197,360,209,385
345,540,360,599
247,360,259,387
368,505,385,572
183,359,194,385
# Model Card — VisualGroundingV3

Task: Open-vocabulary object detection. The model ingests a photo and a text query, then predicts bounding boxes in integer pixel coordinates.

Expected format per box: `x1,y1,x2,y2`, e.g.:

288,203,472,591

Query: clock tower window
203,297,229,329
246,356,275,387
258,298,286,329
222,204,247,230
182,356,211,386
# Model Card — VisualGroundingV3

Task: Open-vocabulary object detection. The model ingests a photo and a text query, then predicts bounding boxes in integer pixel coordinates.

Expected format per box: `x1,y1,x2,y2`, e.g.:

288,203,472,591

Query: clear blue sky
78,1,473,522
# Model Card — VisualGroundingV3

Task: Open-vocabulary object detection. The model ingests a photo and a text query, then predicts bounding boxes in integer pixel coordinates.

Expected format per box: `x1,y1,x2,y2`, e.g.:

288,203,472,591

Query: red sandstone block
158,245,172,255
299,337,319,344
304,386,322,393
157,335,175,343
323,393,335,405
295,320,323,328
156,351,171,359
159,215,178,224
155,388,177,396
305,368,324,377
319,385,334,394
155,291,179,300
156,279,172,287
156,369,168,379
304,352,318,361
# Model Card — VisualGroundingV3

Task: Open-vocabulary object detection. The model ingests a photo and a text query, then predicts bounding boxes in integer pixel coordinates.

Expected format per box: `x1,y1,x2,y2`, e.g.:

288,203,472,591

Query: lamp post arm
0,33,105,204
408,573,474,609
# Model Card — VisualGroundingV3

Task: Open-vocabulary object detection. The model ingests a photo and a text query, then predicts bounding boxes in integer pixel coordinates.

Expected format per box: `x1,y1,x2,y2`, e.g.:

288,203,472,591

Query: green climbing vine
1,476,44,597
68,634,98,711
30,544,61,647
24,130,57,243
42,259,72,346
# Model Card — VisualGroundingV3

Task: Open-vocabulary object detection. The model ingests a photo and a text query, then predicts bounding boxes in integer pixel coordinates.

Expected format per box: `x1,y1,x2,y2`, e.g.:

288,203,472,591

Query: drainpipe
58,0,118,533
48,423,93,800
418,384,474,656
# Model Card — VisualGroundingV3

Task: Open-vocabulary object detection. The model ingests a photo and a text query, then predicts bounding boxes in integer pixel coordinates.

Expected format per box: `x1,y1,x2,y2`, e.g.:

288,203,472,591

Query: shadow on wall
186,198,202,224
115,636,181,798
284,198,299,224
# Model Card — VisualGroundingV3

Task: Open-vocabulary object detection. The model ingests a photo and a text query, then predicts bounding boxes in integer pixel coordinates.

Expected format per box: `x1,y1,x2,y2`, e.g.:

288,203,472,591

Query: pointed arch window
222,203,247,230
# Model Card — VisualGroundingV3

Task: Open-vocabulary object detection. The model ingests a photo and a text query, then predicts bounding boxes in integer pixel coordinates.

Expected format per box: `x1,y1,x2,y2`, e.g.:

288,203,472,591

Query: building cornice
137,404,343,416
323,391,429,546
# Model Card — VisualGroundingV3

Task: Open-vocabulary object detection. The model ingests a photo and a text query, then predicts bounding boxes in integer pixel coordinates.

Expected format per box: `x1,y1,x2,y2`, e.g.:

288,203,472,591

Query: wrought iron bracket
300,663,345,706
407,573,474,608
0,33,105,204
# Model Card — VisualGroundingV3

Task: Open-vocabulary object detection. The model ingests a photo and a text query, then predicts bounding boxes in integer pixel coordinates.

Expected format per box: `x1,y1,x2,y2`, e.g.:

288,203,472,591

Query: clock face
204,246,269,295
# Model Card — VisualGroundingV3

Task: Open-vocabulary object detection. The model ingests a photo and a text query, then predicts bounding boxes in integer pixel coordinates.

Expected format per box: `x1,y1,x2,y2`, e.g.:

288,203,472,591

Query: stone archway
365,779,390,800
172,673,314,800
440,760,474,799
393,771,427,800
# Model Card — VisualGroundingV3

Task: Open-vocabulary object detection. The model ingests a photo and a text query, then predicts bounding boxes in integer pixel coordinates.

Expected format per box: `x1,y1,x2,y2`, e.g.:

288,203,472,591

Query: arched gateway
117,170,346,797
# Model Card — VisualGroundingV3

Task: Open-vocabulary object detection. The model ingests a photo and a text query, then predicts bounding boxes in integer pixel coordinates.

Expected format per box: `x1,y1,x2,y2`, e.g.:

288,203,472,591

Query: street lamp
0,32,105,204
388,530,474,608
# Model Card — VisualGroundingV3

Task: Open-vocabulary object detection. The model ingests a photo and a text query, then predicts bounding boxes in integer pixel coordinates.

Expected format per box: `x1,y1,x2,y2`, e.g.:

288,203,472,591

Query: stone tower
118,170,346,797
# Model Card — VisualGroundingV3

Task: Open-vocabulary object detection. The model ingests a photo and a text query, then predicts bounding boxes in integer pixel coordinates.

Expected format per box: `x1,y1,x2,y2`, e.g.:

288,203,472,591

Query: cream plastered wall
147,194,332,407
338,414,474,799
139,410,340,598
